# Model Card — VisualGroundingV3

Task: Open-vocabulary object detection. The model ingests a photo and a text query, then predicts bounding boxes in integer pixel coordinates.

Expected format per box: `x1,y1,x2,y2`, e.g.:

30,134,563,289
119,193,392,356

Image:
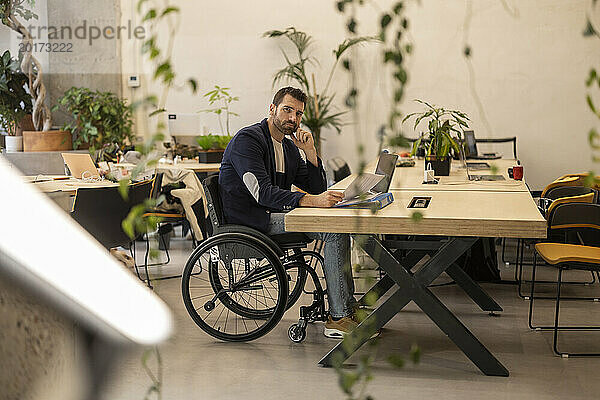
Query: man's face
270,94,305,136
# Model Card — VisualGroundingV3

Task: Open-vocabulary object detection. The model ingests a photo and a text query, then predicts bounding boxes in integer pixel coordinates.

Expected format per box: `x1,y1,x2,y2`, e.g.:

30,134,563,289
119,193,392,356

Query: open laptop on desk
336,152,398,206
61,153,101,179
464,130,501,160
459,144,505,181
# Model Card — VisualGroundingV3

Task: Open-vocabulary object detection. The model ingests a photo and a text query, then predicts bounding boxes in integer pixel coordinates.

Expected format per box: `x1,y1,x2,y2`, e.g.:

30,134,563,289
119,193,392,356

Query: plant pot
7,115,34,136
4,135,23,152
425,155,451,176
23,130,72,152
198,149,224,163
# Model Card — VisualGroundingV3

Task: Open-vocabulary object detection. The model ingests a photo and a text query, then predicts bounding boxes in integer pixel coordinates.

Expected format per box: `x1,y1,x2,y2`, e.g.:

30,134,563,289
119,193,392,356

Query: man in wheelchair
218,86,358,338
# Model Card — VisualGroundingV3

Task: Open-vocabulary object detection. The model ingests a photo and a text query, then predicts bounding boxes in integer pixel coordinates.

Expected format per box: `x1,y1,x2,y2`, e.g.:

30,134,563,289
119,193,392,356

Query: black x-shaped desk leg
319,235,509,377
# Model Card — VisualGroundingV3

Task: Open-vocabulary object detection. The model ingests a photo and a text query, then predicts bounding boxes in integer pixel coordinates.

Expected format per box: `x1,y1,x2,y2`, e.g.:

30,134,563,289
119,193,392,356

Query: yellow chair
516,187,598,298
528,242,600,357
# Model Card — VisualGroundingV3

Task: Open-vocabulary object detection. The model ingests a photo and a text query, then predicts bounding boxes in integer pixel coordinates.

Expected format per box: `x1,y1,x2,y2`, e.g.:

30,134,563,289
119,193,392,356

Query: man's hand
299,191,344,208
291,128,318,166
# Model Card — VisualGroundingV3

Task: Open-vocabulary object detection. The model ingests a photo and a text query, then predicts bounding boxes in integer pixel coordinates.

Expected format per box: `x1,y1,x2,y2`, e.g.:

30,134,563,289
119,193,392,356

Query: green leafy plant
264,27,376,153
403,100,468,158
195,134,232,151
54,87,134,160
199,85,239,136
195,134,218,150
1,0,52,131
0,50,32,135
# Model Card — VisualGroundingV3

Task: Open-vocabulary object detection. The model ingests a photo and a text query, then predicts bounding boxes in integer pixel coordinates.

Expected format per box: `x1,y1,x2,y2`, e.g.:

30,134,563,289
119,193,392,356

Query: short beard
273,114,297,136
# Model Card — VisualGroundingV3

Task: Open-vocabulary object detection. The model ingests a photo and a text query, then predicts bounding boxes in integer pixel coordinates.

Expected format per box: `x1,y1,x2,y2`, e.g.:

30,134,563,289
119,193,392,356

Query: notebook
61,153,100,179
336,152,399,207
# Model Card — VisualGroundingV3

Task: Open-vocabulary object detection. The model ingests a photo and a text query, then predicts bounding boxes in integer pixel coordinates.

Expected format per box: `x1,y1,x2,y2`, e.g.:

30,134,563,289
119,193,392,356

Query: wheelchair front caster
288,324,306,343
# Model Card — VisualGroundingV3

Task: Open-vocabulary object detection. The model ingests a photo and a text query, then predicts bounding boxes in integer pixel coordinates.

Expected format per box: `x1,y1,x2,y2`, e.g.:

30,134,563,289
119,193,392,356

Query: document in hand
334,192,394,209
341,173,385,201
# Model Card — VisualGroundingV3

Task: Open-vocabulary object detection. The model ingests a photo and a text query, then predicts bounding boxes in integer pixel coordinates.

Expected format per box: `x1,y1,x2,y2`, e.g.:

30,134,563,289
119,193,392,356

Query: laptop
61,153,100,179
458,145,505,181
464,130,501,160
337,152,399,205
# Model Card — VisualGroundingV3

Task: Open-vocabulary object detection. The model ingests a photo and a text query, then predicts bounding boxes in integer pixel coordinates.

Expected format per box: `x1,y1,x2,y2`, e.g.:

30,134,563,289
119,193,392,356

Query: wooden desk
286,190,545,238
285,185,544,376
157,161,220,173
26,177,118,195
332,158,527,192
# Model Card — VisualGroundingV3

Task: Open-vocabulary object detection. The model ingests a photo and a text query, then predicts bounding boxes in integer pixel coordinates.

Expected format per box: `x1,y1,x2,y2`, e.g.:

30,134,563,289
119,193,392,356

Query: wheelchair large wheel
182,232,289,342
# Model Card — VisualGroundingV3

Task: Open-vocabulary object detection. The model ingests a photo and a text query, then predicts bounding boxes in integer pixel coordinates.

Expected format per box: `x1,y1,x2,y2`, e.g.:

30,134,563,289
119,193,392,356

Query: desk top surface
114,161,220,173
157,161,220,172
26,176,118,194
312,158,540,236
286,189,546,239
331,158,527,192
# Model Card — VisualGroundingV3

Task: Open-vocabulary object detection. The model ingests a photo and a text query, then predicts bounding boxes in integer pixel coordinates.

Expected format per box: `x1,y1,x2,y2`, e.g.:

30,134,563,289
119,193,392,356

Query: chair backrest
545,186,596,201
474,136,517,159
541,176,586,198
151,172,164,200
71,179,153,249
548,203,600,246
327,157,351,183
202,174,225,236
547,191,596,217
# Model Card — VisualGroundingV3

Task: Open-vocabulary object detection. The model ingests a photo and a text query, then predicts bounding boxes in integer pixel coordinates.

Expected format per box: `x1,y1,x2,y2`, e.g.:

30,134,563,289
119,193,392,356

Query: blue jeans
266,212,355,318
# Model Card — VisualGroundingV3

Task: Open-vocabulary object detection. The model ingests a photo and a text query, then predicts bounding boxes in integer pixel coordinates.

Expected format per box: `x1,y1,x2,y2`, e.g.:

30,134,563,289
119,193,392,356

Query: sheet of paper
343,173,385,200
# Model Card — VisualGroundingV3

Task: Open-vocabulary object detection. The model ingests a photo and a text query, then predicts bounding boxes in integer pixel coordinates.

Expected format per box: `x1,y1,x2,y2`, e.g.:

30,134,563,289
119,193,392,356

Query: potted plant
1,0,72,152
264,27,377,153
53,87,135,162
0,50,33,152
404,100,469,176
197,85,237,162
194,134,232,163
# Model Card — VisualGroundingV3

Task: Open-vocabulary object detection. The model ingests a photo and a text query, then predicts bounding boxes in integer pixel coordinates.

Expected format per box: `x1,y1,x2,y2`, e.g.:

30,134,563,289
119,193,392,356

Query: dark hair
272,86,307,107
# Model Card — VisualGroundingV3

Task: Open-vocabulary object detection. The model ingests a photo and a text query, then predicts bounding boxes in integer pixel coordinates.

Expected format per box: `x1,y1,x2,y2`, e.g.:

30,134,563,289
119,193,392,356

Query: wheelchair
181,175,328,342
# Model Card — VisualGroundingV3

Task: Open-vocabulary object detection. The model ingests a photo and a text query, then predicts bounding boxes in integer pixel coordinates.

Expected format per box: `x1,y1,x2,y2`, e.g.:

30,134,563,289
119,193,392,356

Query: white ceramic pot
5,135,23,152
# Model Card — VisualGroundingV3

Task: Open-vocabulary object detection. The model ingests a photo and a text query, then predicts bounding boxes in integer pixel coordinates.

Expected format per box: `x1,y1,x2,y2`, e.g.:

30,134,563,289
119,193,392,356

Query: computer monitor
463,130,478,157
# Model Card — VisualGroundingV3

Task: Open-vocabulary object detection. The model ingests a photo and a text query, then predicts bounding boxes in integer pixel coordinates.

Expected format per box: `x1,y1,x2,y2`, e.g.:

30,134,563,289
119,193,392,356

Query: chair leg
143,235,153,289
552,268,563,357
130,242,143,281
552,266,600,357
528,251,538,330
514,239,522,283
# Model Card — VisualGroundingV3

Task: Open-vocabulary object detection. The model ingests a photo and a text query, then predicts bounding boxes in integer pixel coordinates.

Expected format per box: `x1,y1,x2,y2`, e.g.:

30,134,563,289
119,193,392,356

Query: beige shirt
272,139,285,173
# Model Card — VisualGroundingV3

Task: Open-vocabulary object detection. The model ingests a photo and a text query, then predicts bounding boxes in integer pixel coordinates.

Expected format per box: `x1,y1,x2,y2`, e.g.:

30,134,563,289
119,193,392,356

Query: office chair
507,174,599,275
475,137,518,159
528,239,600,357
181,175,328,342
327,157,351,184
516,186,598,298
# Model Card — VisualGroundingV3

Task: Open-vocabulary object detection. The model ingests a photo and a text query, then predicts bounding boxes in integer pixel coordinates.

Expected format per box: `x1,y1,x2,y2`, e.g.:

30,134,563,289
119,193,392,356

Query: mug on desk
513,165,523,180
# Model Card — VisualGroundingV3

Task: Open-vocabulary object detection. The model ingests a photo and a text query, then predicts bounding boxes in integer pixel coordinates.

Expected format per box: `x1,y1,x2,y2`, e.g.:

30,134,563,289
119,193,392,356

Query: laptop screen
463,130,478,157
371,152,399,193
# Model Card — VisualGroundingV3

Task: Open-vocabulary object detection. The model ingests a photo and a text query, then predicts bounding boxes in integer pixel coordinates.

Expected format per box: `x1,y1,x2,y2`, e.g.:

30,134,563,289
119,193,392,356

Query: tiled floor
100,237,600,399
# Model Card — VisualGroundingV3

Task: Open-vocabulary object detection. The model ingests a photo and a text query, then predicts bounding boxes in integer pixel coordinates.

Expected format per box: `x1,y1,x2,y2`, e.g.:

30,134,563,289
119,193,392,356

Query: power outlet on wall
127,75,140,88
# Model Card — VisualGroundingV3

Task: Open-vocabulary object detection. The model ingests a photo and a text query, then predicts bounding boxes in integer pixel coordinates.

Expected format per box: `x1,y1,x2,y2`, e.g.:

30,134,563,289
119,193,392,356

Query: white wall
120,0,599,190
